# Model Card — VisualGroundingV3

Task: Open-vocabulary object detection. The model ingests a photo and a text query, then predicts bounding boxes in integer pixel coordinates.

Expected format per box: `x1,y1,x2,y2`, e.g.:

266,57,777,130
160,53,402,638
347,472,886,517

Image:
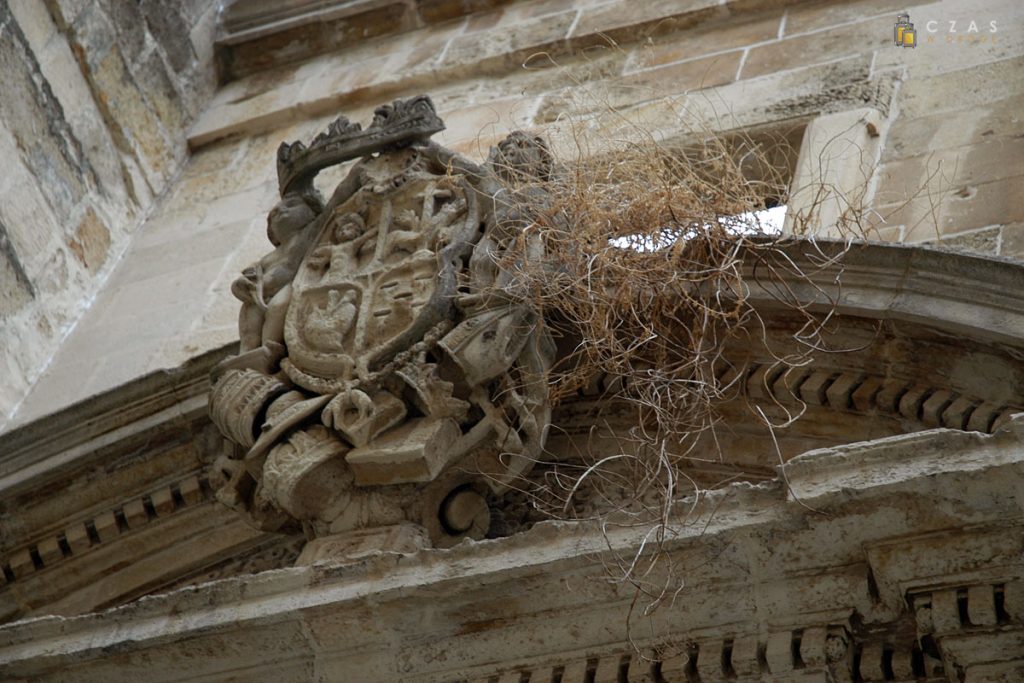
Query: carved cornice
745,239,1024,351
3,418,1022,680
2,242,1023,626
1,473,207,587
0,345,228,500
0,344,278,623
735,360,1020,433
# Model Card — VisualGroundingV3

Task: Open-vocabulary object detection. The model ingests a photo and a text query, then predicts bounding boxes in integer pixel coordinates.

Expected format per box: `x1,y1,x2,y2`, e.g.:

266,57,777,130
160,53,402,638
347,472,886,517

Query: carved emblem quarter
208,95,554,549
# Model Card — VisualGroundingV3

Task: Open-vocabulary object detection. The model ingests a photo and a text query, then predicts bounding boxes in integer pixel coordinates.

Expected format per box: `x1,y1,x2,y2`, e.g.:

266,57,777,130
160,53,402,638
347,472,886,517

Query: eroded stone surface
208,97,555,550
3,417,1024,681
2,1,1024,679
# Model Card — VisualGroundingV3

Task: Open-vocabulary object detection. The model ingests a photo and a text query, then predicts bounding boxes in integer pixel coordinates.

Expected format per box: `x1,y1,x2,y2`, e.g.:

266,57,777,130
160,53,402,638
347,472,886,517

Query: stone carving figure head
488,131,553,184
332,212,366,243
267,187,325,246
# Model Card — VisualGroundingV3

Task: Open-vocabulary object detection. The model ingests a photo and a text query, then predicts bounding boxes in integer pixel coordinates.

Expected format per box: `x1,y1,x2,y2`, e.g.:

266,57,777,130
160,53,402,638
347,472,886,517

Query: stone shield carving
209,96,554,547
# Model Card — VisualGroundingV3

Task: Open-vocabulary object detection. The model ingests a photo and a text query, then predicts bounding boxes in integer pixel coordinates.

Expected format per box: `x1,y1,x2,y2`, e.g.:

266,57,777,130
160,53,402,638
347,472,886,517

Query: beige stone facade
1,0,1023,680
5,0,1024,428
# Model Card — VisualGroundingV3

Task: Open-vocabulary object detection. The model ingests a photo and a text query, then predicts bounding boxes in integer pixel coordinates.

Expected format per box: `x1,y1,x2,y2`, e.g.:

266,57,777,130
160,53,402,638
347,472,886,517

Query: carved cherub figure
232,188,325,356
308,212,375,275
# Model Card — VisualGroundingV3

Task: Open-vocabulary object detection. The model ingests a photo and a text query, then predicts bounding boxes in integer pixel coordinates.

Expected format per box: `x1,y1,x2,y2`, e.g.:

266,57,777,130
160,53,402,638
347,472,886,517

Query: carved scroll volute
208,95,554,551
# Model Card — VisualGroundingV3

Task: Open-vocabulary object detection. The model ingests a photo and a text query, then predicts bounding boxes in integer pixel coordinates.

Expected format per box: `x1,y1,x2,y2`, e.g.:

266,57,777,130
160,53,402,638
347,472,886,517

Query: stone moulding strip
1,417,1020,679
744,240,1024,351
461,624,949,683
740,360,1020,434
218,0,418,45
0,474,209,586
912,581,1024,636
566,357,1019,435
0,345,228,499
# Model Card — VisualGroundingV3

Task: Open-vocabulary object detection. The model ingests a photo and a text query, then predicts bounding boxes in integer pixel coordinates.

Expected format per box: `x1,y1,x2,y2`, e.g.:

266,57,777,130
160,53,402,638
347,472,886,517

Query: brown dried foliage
478,115,875,619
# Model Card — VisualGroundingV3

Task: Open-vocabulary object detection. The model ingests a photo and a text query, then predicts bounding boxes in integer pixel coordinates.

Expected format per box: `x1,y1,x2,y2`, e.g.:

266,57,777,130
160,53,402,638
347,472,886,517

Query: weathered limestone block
799,626,828,669
930,589,962,634
625,652,657,682
122,498,148,529
8,550,33,580
798,369,832,406
942,395,977,430
178,475,204,505
92,510,119,543
967,584,997,627
591,654,621,683
890,645,916,680
697,639,729,680
35,538,62,567
560,659,590,683
1005,580,1024,621
659,650,693,683
63,522,91,554
730,635,760,677
857,641,885,682
825,371,863,410
783,108,885,237
149,488,175,517
850,375,883,413
765,631,794,674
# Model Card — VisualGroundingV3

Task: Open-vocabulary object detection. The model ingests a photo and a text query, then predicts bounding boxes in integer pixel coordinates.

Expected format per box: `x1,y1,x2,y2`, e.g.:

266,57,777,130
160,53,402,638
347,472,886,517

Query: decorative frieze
747,363,1020,433
4,418,1021,681
0,474,209,586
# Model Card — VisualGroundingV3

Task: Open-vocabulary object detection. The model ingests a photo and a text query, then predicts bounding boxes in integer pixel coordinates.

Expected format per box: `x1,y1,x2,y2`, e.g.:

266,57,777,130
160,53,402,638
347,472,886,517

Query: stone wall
3,0,1022,429
0,0,219,428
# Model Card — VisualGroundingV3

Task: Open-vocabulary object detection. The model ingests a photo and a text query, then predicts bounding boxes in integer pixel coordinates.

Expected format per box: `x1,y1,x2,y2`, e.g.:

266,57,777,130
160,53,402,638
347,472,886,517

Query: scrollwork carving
209,95,554,548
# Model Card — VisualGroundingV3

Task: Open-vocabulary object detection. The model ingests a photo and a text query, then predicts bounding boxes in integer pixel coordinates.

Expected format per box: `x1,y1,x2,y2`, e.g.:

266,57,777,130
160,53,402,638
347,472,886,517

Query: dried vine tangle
470,92,885,625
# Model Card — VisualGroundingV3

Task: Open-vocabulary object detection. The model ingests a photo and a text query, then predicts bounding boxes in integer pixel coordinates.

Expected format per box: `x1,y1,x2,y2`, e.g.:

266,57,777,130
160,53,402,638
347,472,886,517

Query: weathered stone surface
67,206,111,272
3,417,1024,681
207,98,555,549
295,522,429,565
741,14,890,80
611,51,743,105
2,2,1023,679
0,221,34,317
0,0,219,432
624,13,781,72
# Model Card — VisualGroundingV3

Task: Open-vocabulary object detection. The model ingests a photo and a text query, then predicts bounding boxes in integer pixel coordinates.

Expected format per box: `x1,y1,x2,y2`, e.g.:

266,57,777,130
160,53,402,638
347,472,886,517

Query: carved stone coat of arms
209,96,554,550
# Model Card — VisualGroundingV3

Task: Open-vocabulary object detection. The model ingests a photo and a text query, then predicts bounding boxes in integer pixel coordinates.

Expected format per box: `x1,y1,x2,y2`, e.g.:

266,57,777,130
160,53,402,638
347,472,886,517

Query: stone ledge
1,422,1021,680
216,0,518,82
743,239,1024,351
782,414,1024,504
0,344,232,499
189,0,820,149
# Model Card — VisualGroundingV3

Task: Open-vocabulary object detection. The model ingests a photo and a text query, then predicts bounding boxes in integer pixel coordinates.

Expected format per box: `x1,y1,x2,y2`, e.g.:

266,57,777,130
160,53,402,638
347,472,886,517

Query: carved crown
276,95,446,194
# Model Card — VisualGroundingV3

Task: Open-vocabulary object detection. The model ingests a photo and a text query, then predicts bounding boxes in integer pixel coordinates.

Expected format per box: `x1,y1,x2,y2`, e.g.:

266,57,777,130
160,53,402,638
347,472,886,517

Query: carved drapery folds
209,95,554,547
